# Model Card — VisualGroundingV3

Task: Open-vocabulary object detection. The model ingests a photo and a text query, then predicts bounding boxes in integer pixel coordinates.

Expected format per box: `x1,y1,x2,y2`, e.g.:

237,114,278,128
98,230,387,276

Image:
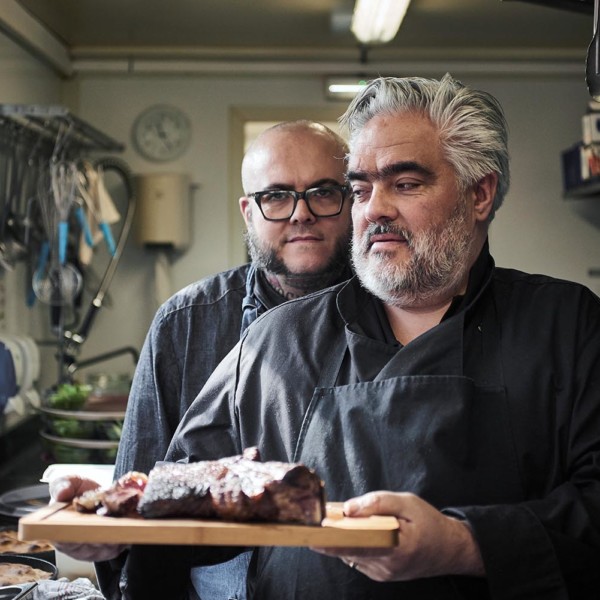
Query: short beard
244,221,351,292
351,199,471,308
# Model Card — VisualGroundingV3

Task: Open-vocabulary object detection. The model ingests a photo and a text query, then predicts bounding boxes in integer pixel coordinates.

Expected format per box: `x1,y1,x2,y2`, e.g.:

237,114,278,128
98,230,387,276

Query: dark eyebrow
347,161,434,183
262,178,343,191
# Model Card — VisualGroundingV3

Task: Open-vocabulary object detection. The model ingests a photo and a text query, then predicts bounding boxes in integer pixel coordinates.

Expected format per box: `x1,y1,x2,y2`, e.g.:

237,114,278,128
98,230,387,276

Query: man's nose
290,197,316,224
364,187,398,223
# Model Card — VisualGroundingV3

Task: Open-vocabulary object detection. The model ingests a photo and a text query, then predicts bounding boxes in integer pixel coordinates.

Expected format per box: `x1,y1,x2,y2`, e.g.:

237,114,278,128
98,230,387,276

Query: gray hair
339,74,510,221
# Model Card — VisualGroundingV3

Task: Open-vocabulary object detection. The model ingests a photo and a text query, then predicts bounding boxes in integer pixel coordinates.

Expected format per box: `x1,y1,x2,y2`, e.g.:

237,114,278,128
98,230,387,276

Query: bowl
38,405,125,442
0,554,57,586
40,432,119,465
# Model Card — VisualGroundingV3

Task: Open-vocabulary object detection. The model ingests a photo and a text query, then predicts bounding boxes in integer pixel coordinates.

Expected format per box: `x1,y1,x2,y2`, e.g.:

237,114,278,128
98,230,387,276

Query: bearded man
55,76,600,600
69,120,353,600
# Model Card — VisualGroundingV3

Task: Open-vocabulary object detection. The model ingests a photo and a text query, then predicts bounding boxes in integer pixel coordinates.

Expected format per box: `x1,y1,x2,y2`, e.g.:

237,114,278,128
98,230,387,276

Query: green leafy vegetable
46,383,92,410
51,444,94,463
101,420,123,441
49,419,95,439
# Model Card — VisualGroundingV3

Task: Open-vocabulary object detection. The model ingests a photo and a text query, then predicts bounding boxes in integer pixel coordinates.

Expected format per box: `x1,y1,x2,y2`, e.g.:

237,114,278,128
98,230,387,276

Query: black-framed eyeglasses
248,184,350,221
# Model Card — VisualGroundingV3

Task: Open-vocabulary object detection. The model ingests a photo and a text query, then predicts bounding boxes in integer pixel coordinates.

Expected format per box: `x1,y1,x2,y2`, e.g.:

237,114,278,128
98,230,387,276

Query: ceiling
1,0,595,76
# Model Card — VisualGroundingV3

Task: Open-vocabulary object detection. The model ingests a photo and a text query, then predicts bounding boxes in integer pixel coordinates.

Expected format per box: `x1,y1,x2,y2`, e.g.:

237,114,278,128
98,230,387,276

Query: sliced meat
73,471,148,517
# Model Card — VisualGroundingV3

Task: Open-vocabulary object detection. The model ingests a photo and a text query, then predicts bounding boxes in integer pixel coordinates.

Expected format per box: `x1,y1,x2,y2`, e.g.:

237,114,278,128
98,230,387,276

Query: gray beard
351,200,471,308
244,223,351,292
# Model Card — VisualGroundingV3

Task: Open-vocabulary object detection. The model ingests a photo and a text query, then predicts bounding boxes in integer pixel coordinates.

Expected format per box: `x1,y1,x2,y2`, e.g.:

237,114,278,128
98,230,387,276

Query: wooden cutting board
18,502,399,548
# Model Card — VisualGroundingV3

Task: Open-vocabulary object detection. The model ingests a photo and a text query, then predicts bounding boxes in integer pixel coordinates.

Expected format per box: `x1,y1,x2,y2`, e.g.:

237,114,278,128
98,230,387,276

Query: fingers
312,546,393,559
54,542,128,562
310,549,395,582
49,476,100,502
343,490,415,518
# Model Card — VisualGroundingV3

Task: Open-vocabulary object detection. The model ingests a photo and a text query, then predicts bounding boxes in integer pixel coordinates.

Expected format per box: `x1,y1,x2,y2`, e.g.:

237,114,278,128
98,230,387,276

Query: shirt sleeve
114,307,183,479
446,289,600,599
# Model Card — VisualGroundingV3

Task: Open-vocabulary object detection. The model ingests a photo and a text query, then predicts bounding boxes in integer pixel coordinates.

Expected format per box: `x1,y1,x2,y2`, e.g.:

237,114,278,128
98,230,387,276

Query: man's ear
472,173,498,222
239,196,251,226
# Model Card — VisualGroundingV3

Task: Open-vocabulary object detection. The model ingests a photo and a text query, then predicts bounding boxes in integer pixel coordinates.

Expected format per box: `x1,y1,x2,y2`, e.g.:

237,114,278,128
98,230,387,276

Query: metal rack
0,104,124,155
0,104,135,385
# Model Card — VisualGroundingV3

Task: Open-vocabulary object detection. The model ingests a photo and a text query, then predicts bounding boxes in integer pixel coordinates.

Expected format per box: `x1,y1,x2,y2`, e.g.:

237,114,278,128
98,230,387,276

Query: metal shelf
0,104,124,155
563,178,600,199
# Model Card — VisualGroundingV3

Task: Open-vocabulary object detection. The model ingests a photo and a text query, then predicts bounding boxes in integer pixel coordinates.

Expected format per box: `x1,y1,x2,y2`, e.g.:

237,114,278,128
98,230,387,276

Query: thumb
49,476,100,502
344,491,413,518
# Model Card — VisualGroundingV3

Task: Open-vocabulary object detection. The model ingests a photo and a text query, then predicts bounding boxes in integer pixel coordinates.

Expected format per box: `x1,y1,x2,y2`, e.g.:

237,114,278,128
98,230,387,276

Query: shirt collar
338,238,495,344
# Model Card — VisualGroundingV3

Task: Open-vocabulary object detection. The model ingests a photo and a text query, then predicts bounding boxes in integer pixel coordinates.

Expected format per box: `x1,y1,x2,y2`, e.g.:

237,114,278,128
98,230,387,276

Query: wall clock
131,104,192,162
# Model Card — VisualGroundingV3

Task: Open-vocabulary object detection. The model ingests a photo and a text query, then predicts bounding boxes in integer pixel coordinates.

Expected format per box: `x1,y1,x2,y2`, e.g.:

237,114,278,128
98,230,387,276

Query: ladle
32,260,82,306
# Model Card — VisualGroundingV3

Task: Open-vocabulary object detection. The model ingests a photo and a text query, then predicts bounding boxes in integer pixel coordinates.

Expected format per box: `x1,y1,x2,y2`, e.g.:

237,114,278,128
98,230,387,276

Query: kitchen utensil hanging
0,104,124,280
0,126,33,271
61,156,138,378
31,249,82,306
0,105,133,382
31,167,82,307
76,162,118,261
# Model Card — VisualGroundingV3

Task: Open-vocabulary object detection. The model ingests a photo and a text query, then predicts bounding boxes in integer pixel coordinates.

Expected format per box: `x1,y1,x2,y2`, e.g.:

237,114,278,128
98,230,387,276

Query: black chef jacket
124,241,600,600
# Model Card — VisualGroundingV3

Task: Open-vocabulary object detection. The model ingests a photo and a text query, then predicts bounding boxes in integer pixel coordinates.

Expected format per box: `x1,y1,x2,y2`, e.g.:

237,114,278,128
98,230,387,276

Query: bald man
85,121,353,599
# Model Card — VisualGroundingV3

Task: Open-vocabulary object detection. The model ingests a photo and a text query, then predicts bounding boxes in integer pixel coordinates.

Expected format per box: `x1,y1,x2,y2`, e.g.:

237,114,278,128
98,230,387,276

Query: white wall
0,34,62,387
1,33,599,389
481,77,600,288
0,34,61,103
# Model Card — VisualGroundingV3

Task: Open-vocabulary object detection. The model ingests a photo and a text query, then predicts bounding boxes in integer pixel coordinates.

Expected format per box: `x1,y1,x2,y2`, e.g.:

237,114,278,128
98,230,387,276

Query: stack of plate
39,404,125,465
38,374,130,465
40,373,131,465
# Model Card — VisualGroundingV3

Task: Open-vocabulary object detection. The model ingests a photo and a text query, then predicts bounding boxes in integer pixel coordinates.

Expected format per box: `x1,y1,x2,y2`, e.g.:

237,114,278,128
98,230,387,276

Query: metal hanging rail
0,104,124,154
0,104,129,385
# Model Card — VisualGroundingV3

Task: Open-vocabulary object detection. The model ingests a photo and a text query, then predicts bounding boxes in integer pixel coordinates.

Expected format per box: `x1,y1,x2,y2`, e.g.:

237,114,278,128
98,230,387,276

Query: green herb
51,444,94,463
103,421,123,441
50,419,95,439
46,383,92,410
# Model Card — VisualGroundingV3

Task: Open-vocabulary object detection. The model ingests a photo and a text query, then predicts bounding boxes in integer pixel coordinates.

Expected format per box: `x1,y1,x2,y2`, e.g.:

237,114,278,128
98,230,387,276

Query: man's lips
287,235,322,243
368,233,406,248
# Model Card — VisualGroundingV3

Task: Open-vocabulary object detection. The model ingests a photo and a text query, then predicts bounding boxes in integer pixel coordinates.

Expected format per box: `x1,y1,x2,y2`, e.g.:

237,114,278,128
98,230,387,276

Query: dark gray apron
250,297,524,599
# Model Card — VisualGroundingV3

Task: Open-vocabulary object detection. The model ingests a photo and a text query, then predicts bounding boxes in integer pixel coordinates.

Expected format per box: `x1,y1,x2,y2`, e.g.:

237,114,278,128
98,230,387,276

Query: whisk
32,167,82,306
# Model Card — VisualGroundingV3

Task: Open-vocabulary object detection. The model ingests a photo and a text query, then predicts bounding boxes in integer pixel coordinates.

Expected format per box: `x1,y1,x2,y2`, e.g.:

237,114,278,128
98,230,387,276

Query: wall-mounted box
134,173,191,251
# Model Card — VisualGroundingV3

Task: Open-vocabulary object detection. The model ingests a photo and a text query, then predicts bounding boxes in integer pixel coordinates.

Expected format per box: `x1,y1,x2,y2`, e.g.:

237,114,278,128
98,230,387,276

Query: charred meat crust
138,449,326,525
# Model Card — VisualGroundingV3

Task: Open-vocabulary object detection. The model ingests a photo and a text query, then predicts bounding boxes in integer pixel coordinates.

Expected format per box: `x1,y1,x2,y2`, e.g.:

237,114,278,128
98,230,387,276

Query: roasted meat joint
73,448,326,525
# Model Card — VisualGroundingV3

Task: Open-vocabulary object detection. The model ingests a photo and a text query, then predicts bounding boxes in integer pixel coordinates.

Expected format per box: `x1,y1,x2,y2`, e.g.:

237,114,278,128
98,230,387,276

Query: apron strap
240,264,266,336
316,325,348,389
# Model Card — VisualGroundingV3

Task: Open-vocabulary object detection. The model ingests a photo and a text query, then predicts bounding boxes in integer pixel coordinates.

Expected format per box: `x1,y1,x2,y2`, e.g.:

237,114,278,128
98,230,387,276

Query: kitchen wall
0,33,62,387
1,30,599,392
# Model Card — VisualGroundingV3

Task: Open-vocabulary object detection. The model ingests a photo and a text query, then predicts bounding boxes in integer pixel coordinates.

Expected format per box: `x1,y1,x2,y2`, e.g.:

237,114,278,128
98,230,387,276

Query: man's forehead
247,155,345,192
347,114,440,172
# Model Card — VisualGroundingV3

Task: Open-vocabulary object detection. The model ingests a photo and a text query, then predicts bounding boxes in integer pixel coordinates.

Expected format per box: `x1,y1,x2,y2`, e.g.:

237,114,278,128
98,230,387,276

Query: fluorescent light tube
325,77,369,100
351,0,411,44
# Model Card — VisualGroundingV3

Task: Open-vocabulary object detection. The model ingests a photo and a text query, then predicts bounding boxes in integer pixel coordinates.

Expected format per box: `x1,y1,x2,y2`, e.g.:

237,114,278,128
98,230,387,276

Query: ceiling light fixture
325,77,369,100
351,0,412,45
